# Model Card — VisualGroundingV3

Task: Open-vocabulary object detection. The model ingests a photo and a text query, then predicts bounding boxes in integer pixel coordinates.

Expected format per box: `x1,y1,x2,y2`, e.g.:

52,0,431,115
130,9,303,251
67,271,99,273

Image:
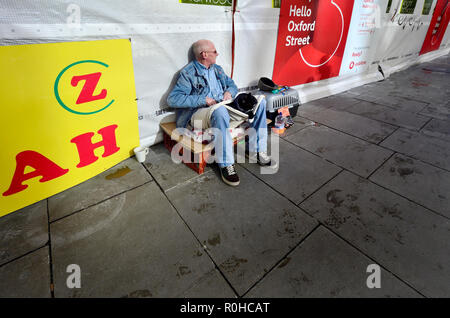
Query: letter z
71,72,107,104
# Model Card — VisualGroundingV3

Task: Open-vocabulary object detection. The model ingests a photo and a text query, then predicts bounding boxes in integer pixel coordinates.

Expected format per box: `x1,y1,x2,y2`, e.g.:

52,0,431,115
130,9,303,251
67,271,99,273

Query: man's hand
206,97,217,106
223,91,232,101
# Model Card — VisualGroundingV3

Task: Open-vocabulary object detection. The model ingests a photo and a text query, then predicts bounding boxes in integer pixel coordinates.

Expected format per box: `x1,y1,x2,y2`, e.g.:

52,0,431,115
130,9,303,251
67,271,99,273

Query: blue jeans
210,99,268,168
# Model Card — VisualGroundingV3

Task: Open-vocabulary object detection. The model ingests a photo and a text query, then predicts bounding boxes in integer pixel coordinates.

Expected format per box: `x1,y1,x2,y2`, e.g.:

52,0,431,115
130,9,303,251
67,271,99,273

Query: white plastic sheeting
0,0,233,146
232,0,279,89
1,0,449,146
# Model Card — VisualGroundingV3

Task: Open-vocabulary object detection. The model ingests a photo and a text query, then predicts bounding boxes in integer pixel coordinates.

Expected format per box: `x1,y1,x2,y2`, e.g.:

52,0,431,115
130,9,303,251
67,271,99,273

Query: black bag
228,93,258,120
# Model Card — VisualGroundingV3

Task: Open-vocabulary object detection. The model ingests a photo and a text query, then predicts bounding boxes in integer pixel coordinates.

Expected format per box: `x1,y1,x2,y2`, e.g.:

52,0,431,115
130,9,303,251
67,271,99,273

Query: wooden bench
160,122,245,174
160,119,271,174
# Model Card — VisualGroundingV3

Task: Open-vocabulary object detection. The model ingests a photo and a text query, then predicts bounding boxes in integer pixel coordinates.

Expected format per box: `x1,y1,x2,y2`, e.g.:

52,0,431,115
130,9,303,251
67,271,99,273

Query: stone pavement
1,54,449,298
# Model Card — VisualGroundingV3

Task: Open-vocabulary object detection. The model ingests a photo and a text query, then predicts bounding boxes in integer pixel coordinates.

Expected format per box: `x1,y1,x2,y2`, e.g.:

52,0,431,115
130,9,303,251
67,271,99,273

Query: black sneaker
220,164,240,186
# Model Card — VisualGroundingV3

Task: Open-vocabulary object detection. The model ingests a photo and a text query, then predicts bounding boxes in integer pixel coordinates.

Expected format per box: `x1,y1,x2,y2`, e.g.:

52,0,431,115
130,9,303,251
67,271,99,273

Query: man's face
204,42,218,65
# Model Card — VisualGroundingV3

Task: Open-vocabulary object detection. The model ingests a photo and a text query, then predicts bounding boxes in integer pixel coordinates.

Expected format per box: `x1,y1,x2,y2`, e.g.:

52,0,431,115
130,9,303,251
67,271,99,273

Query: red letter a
3,151,69,196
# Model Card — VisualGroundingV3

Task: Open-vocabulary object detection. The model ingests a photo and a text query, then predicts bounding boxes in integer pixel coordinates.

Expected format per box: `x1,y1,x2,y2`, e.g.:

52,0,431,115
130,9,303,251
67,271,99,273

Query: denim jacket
167,61,238,128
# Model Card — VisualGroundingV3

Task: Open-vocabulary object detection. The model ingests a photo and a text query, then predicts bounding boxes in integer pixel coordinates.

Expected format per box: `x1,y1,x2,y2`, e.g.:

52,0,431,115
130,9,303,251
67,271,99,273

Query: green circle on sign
54,60,115,115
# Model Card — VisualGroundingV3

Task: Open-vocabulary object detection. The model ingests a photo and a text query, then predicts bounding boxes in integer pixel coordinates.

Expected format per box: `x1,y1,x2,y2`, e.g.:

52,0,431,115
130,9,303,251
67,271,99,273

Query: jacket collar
193,60,216,76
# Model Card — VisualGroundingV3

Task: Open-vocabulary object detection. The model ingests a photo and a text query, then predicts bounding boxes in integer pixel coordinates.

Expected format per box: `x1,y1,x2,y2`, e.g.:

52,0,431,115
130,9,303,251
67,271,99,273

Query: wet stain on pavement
220,256,248,274
390,166,420,177
327,189,344,207
393,231,405,245
277,210,298,238
383,205,403,220
294,272,311,284
397,167,414,176
122,289,153,298
389,156,422,177
366,133,384,143
349,205,361,215
317,146,329,154
176,265,192,278
208,233,221,247
105,167,132,180
195,250,203,257
330,286,345,296
394,156,414,165
194,202,216,215
364,234,376,243
325,208,351,229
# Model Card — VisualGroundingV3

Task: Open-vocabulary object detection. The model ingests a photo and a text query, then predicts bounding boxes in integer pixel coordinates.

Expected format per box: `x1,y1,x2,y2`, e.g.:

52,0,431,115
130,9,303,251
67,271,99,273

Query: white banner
1,0,449,147
0,0,234,147
232,0,279,89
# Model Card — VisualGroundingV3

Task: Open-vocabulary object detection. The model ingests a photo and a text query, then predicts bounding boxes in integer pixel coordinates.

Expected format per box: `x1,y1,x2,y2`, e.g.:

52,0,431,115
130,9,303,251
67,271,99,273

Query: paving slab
51,182,216,298
419,102,450,120
370,153,450,218
297,101,332,117
166,167,318,296
310,94,362,110
48,157,152,222
380,128,450,171
178,269,236,298
297,107,397,143
421,118,450,141
389,87,449,105
344,100,430,130
280,116,315,137
345,84,382,98
143,143,211,192
0,247,51,298
300,171,450,297
240,138,341,205
246,227,420,298
291,116,318,126
386,71,441,87
285,125,393,178
0,200,48,265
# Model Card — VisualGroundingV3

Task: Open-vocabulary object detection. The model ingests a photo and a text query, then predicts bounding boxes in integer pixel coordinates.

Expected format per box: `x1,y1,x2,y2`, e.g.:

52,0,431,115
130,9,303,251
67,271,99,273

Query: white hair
193,39,213,59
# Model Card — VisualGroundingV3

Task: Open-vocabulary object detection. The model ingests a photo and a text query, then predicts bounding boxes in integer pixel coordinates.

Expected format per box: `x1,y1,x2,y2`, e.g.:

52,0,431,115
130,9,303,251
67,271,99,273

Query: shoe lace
226,165,237,175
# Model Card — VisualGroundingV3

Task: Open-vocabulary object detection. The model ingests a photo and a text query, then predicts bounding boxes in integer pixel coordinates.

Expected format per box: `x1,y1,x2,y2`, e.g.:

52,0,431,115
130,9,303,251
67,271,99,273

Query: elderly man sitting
167,39,276,186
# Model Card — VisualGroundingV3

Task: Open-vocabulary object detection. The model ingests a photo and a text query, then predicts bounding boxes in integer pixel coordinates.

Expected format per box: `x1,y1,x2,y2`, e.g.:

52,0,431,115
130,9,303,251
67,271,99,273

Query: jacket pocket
192,78,207,95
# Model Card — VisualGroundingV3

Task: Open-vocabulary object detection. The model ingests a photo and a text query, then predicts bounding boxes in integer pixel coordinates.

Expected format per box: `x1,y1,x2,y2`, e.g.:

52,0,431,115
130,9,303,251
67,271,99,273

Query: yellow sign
0,39,139,218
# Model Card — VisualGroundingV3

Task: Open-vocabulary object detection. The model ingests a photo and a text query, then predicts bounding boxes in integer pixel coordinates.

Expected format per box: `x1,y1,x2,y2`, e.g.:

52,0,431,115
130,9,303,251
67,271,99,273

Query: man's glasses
202,50,218,54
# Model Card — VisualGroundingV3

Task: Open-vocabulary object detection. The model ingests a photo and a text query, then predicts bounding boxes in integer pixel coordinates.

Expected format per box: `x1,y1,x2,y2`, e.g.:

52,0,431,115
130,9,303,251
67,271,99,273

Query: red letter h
70,125,120,168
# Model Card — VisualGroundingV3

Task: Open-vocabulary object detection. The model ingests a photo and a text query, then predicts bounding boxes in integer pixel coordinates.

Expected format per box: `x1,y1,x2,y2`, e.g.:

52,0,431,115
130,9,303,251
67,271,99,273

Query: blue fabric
210,106,234,168
248,98,268,154
167,60,238,128
195,61,224,102
212,98,268,168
